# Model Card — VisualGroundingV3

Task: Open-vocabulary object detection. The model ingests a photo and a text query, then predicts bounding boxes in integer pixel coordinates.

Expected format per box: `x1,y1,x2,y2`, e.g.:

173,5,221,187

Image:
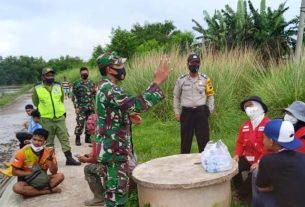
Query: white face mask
284,114,298,125
30,143,44,153
245,106,258,118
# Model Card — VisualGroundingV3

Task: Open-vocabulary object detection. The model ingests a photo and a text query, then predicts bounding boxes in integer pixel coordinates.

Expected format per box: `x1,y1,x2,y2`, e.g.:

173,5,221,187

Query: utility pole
295,0,305,62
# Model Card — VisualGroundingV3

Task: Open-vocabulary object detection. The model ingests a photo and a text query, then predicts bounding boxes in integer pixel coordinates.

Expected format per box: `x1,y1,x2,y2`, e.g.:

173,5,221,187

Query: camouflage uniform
96,76,164,207
72,79,96,136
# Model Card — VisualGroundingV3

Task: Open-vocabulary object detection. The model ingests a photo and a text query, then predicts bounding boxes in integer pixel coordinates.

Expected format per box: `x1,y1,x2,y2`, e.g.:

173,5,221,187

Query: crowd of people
1,51,305,207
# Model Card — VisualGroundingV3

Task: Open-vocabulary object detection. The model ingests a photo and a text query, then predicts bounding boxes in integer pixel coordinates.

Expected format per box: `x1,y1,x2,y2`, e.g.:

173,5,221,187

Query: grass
0,85,32,108
6,48,303,207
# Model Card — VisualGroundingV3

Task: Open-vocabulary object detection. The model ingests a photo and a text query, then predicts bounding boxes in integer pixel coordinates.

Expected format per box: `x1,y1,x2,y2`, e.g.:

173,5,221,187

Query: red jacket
296,127,305,153
235,116,270,164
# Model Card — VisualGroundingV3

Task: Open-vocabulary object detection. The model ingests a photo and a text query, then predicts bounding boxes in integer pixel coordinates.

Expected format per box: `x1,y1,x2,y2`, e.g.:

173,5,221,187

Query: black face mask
112,68,126,80
81,74,88,80
188,65,199,73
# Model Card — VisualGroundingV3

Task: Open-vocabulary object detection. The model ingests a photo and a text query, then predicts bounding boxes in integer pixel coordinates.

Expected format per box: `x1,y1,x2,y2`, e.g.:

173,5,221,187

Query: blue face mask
112,67,126,80
45,78,54,84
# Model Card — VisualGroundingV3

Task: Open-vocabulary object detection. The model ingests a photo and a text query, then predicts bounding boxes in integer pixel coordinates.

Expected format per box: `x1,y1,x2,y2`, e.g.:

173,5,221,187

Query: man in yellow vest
32,68,80,166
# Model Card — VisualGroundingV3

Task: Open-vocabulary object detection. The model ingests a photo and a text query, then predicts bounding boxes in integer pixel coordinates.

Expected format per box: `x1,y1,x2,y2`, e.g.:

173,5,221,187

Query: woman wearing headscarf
283,101,305,153
233,96,270,201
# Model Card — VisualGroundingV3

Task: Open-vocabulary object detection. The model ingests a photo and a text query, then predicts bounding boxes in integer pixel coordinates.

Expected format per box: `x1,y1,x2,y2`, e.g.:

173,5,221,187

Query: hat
41,67,55,75
283,101,305,123
264,119,302,150
240,96,268,113
187,53,200,63
96,51,127,69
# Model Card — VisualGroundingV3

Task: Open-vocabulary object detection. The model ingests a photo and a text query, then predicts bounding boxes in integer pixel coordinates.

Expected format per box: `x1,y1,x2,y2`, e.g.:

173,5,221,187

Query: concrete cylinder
132,153,238,207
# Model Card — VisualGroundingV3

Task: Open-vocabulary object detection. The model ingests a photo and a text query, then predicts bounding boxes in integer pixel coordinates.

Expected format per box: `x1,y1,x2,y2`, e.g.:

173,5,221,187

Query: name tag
258,126,265,131
246,156,255,162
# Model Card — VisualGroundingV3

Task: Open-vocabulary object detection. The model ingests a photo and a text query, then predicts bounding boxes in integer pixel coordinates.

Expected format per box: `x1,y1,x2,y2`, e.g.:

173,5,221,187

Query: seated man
15,104,35,148
12,128,64,197
253,119,305,207
16,109,42,148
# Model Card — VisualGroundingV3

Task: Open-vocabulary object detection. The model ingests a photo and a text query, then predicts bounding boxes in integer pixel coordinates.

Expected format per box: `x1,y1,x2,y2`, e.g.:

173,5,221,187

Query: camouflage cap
96,51,127,69
41,67,55,75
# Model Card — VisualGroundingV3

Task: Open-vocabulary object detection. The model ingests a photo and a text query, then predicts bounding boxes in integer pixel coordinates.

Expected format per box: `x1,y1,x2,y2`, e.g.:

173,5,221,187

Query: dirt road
0,98,94,207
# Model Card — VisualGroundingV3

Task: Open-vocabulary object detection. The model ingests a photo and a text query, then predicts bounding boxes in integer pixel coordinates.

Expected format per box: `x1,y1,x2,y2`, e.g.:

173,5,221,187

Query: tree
99,21,195,59
88,45,105,66
192,0,298,60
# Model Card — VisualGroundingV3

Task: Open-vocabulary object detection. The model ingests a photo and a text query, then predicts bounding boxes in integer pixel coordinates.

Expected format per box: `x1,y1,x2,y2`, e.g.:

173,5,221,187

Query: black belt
182,105,205,110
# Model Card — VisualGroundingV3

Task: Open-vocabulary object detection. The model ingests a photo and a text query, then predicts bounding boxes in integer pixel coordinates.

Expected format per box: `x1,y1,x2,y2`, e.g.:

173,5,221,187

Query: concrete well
132,153,238,207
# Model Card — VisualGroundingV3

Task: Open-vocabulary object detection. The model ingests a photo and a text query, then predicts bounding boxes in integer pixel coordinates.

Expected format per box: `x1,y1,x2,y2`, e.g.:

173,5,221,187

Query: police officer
32,68,81,166
173,53,215,154
72,67,96,146
96,52,170,207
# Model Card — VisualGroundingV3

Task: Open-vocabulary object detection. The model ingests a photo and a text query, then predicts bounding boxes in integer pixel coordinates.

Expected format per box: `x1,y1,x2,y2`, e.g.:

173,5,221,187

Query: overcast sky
0,0,300,61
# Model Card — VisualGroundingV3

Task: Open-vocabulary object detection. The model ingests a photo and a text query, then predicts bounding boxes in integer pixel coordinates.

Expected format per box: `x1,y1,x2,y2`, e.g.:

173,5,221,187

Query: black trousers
180,105,210,154
232,156,252,199
16,132,33,148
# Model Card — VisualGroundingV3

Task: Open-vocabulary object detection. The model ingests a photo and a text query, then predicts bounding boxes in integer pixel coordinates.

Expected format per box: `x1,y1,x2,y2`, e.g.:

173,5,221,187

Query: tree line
1,0,302,85
0,55,84,85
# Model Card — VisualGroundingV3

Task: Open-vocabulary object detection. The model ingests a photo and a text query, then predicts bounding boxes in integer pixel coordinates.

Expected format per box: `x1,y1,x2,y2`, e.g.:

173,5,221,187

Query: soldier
72,67,96,146
32,67,80,166
95,51,170,207
173,53,215,154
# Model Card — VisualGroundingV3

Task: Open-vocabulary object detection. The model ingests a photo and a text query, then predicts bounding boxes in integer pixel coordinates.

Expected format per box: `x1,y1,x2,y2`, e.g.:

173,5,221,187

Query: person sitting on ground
15,104,35,148
11,128,64,197
16,109,42,148
283,101,305,153
253,119,305,207
233,96,270,202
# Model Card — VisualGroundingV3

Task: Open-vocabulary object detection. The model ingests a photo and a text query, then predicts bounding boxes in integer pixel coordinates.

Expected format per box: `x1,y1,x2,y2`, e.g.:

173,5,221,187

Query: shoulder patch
179,74,187,79
200,73,208,79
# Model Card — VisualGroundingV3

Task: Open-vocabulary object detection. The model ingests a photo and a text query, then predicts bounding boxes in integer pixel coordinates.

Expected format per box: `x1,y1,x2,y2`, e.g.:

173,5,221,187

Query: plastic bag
200,140,232,173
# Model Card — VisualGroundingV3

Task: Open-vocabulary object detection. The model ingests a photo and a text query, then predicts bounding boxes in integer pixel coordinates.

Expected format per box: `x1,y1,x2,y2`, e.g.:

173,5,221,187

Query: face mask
112,68,126,80
81,74,88,80
30,143,44,153
245,106,259,118
188,65,199,73
45,78,54,84
284,114,298,125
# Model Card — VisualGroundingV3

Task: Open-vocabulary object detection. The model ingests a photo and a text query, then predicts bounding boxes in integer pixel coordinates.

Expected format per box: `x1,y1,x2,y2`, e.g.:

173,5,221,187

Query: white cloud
0,20,21,54
47,23,110,60
0,0,300,60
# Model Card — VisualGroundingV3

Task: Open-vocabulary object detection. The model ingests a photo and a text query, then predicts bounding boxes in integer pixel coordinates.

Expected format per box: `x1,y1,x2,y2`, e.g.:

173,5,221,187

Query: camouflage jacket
72,79,96,110
96,76,164,164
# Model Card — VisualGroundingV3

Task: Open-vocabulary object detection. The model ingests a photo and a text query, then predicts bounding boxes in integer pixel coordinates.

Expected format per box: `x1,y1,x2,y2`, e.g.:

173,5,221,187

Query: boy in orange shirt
12,128,64,197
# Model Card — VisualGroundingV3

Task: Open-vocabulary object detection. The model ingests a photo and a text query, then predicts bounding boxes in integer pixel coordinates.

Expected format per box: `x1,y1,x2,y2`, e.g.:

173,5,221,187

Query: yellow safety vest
35,83,65,119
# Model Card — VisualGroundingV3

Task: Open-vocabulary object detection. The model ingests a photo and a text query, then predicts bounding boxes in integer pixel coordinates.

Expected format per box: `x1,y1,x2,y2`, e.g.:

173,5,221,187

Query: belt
182,105,205,110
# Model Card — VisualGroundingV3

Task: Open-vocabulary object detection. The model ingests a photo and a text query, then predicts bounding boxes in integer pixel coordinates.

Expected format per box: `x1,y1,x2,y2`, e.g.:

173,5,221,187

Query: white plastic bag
200,140,232,173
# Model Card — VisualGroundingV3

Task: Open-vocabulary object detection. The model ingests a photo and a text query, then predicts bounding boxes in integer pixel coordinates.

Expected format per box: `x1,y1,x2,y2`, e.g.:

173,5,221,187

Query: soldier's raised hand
153,57,171,86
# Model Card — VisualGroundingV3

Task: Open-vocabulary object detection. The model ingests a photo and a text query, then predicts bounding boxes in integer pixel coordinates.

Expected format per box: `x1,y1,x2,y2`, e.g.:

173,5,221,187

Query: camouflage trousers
74,109,94,136
85,162,129,207
84,163,106,200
